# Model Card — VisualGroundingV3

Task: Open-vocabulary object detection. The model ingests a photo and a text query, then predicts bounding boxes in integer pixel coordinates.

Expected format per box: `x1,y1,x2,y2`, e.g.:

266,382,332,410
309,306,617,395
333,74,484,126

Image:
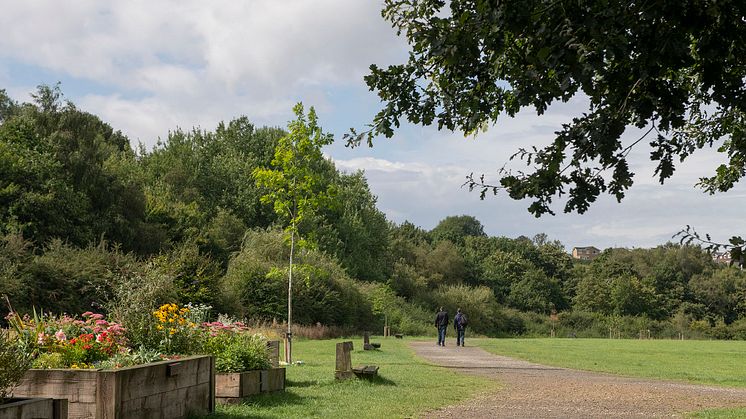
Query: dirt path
411,341,746,418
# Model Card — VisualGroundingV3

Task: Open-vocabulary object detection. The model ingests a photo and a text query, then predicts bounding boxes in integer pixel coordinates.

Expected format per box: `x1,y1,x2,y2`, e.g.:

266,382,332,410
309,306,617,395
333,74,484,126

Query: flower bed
6,310,129,370
11,355,214,419
5,303,277,414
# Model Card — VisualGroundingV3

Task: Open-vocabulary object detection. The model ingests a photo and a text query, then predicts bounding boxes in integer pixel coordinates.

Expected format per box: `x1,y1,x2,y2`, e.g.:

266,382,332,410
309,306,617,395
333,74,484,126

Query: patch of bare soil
411,341,746,418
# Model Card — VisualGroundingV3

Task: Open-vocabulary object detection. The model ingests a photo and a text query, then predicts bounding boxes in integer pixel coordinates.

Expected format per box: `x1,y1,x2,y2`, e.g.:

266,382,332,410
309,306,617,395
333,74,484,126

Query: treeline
2,85,745,339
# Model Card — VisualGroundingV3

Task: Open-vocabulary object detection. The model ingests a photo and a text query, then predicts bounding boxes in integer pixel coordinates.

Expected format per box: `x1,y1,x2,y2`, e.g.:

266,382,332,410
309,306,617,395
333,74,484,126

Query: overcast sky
1,1,743,251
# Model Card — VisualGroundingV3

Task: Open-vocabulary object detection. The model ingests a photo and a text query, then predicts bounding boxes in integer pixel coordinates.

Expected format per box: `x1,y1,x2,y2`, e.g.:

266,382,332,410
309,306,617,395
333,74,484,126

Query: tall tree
352,0,746,217
430,215,486,246
253,103,336,363
0,85,150,252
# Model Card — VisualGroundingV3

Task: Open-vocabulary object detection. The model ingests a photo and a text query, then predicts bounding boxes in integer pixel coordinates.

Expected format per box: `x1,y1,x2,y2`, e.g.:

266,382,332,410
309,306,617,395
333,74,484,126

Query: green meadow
472,338,746,388
207,337,497,419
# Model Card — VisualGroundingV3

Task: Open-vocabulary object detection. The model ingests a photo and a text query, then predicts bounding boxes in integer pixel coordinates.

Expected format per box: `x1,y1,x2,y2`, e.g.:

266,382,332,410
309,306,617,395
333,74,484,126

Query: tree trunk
286,227,295,364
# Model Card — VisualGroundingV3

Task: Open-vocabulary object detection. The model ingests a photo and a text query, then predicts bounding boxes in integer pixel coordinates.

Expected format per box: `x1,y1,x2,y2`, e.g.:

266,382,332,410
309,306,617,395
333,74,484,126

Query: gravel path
411,341,746,418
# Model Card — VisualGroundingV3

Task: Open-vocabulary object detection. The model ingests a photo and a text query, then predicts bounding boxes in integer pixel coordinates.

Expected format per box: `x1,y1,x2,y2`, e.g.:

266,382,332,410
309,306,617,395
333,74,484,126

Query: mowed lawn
206,337,497,419
472,338,746,388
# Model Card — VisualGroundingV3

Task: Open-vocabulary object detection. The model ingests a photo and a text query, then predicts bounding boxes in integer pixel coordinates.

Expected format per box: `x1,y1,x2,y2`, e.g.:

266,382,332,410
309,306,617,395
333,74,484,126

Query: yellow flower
156,325,164,331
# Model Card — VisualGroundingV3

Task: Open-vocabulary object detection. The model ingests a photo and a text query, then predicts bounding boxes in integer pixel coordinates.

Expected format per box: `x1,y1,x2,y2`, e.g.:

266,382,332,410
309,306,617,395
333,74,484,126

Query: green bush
106,267,179,349
204,333,270,373
221,228,375,330
494,307,527,336
730,318,746,340
431,284,501,335
0,329,32,400
2,237,137,319
556,310,608,337
358,282,434,336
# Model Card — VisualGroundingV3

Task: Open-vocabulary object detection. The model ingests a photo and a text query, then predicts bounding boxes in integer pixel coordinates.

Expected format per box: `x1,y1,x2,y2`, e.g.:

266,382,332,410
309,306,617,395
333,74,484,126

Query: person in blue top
434,307,449,346
454,308,467,347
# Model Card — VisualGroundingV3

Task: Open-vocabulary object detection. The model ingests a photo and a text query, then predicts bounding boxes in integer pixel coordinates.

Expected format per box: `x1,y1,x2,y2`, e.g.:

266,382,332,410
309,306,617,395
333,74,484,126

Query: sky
1,1,743,251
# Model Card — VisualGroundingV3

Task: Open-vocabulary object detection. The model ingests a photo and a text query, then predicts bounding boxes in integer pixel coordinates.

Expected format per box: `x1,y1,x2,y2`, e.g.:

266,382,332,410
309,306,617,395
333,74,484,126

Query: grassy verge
689,408,746,418
206,337,497,418
471,338,746,387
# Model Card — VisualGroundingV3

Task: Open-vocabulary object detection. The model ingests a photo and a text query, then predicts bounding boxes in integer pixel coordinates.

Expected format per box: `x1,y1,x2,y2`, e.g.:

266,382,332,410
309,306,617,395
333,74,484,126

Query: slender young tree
253,103,335,363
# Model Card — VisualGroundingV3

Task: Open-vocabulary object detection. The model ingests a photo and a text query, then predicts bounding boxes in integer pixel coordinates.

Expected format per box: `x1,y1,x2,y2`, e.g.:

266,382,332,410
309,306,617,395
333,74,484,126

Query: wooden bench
363,331,381,350
394,333,404,339
352,365,379,378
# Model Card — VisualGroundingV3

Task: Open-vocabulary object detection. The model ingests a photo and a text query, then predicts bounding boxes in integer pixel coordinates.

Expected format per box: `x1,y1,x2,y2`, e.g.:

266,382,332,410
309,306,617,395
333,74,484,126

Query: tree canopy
352,0,746,217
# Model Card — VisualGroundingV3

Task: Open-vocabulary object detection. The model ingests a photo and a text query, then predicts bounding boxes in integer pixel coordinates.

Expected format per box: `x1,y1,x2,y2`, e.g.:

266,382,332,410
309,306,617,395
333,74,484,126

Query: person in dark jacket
435,307,449,346
454,308,467,347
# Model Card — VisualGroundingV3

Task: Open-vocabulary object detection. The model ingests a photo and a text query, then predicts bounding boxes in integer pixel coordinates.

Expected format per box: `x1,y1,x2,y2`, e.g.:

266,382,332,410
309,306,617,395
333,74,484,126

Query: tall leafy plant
252,103,336,362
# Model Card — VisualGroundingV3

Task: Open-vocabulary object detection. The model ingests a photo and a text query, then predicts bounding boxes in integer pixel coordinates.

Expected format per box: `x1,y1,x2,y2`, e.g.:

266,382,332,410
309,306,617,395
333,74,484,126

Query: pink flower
90,313,104,320
37,332,46,345
54,329,67,342
82,311,94,318
95,320,109,326
107,324,123,332
93,326,103,334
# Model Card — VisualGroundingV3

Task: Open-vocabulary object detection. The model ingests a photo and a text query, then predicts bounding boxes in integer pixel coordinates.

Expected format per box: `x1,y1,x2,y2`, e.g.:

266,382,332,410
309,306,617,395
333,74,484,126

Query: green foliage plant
0,329,32,401
252,103,336,362
203,330,270,373
353,1,746,218
106,266,178,349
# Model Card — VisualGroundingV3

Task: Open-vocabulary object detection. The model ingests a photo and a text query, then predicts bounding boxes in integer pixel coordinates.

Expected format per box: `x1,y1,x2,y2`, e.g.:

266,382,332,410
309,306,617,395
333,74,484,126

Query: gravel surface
411,341,746,418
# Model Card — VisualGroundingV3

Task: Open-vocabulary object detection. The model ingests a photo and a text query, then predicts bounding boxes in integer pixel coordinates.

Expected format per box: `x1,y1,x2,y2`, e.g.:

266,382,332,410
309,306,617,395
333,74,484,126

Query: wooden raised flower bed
0,397,68,419
10,355,214,419
261,368,285,392
215,368,285,404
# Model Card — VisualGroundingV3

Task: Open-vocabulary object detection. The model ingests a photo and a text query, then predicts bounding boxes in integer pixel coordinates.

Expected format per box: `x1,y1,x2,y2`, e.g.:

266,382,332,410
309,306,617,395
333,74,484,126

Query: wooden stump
335,341,354,380
266,340,280,368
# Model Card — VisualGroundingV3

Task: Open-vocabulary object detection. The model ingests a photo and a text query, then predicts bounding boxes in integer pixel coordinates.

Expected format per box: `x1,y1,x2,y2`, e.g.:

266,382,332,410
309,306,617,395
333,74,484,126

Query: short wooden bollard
267,340,280,368
335,341,355,380
363,331,374,350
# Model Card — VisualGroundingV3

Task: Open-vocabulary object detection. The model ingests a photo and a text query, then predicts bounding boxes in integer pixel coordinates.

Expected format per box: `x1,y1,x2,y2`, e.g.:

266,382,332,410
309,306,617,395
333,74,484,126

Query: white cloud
1,1,406,144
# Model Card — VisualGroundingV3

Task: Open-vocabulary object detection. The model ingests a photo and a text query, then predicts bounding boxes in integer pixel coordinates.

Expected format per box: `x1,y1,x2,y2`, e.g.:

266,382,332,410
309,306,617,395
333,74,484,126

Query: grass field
206,337,497,418
691,408,746,418
471,338,746,388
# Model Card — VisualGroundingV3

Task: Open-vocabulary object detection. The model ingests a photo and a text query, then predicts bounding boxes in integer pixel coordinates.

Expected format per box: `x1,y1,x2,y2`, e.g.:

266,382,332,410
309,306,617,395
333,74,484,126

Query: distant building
712,251,732,265
572,246,601,260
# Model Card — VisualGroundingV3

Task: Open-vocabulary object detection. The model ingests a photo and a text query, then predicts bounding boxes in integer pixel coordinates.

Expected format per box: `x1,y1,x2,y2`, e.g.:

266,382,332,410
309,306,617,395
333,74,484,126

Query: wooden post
267,340,280,368
335,341,354,380
363,332,374,350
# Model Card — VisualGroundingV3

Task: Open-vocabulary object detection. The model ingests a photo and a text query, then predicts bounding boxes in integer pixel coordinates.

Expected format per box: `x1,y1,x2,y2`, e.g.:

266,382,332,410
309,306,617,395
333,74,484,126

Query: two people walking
435,307,468,347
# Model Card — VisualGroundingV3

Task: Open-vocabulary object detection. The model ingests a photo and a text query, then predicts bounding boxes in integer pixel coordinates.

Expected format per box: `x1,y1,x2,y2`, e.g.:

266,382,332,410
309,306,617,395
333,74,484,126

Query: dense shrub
2,237,137,318
358,282,432,336
203,332,270,372
221,228,374,330
431,284,501,334
0,329,32,400
106,267,179,349
493,307,527,336
556,311,609,338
